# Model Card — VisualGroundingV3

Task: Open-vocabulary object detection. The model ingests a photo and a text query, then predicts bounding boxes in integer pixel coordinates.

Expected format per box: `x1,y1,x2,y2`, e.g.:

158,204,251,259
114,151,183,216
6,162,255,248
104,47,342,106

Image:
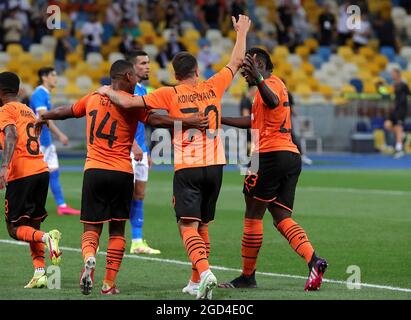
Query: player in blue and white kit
127,51,161,254
30,67,80,216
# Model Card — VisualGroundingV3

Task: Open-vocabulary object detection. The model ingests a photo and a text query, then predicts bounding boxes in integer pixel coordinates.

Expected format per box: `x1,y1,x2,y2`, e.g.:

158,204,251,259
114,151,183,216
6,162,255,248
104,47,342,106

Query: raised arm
226,15,251,75
147,113,209,131
0,125,17,189
96,87,146,109
221,116,251,129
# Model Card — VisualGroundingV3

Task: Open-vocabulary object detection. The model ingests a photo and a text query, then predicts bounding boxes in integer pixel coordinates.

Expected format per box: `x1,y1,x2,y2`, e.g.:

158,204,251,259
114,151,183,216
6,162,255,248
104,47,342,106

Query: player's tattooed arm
0,125,17,189
242,54,279,109
96,86,145,109
221,116,251,128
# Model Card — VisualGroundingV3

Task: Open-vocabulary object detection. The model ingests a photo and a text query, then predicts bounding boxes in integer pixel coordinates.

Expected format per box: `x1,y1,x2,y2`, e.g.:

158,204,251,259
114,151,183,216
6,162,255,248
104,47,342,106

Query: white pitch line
299,186,411,196
1,239,411,294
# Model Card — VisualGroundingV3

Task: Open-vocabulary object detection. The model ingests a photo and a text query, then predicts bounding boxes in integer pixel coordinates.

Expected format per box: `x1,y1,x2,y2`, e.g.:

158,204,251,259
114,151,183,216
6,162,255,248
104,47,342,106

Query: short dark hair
246,47,274,72
172,52,198,80
0,71,20,95
126,50,148,63
110,60,135,79
38,67,55,84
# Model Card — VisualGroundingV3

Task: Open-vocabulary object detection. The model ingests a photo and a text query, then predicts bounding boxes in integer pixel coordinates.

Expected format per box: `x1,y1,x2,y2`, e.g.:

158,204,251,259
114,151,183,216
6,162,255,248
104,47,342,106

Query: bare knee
268,204,292,226
6,222,18,240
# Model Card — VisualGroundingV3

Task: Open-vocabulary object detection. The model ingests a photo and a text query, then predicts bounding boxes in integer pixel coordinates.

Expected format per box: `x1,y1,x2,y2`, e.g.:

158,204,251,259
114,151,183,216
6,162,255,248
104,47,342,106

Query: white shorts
40,144,59,170
131,151,149,182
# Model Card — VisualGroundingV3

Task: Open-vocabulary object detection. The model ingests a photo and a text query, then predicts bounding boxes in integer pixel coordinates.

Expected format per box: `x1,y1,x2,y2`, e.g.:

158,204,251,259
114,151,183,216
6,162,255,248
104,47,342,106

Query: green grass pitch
1,163,410,300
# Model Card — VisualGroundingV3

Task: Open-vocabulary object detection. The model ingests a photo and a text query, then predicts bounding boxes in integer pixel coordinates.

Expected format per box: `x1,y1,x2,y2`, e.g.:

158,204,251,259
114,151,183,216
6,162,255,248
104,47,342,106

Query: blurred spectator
231,0,246,20
277,0,297,50
155,43,169,69
121,18,141,38
106,0,123,29
81,12,103,59
246,26,261,49
318,3,336,46
373,14,397,51
352,13,372,51
54,29,73,74
292,3,310,43
3,8,23,48
119,32,142,55
337,0,351,45
165,3,181,32
198,44,219,67
165,31,186,60
122,0,140,25
200,0,224,30
261,30,278,53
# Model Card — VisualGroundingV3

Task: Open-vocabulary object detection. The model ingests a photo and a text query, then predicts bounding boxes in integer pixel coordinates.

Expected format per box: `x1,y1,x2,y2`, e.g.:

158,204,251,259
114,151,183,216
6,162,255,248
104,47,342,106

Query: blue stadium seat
318,46,331,62
394,55,408,69
356,121,369,132
379,71,393,84
350,78,363,93
380,46,396,62
309,54,323,69
371,116,385,130
404,122,411,132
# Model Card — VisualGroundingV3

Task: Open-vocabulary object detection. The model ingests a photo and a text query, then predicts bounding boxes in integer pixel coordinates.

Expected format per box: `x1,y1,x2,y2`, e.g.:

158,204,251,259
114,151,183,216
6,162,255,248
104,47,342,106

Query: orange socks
182,227,209,277
191,225,210,282
276,217,314,263
242,218,263,276
30,242,45,269
81,231,100,262
104,235,126,287
16,226,44,242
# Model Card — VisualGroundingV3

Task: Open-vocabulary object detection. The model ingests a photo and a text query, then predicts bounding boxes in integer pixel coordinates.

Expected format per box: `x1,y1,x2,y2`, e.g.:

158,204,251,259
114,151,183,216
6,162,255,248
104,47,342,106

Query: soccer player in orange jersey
218,48,328,291
37,60,207,295
97,15,251,299
0,72,62,289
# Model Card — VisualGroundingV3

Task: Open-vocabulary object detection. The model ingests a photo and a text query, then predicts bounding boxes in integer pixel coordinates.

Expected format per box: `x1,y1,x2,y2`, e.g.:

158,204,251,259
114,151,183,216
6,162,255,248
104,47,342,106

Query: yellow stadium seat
295,45,310,59
359,46,375,59
273,46,289,58
363,82,377,94
6,60,20,73
332,96,347,105
42,52,54,65
319,85,334,98
300,62,315,76
6,44,23,58
64,84,82,97
337,46,354,60
292,69,308,81
277,62,293,76
307,77,320,91
66,52,82,67
184,29,200,41
368,63,381,76
374,54,388,69
357,70,373,81
348,55,367,67
304,38,319,52
139,20,155,34
64,68,80,81
374,129,386,151
295,84,312,96
341,84,356,94
18,52,33,65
